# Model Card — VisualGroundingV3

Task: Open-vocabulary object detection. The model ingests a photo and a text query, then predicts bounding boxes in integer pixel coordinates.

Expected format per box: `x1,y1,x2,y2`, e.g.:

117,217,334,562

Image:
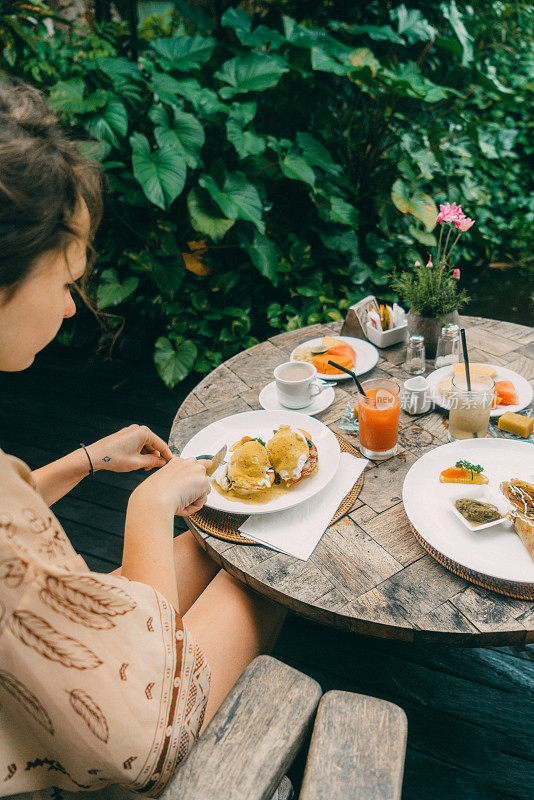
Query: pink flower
426,260,433,269
452,268,461,279
455,215,474,232
436,202,462,224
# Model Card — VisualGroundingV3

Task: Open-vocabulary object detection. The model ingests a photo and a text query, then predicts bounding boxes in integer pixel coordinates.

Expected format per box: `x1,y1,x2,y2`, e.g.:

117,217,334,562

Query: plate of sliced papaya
290,335,379,380
426,362,533,418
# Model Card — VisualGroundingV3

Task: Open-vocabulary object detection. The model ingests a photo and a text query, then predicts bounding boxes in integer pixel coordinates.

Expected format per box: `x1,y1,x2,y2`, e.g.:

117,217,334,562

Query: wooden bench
300,690,408,800
2,656,407,800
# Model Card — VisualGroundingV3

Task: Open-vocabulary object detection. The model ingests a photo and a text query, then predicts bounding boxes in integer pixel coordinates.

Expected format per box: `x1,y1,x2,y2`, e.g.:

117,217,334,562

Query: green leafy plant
0,0,60,66
3,2,532,386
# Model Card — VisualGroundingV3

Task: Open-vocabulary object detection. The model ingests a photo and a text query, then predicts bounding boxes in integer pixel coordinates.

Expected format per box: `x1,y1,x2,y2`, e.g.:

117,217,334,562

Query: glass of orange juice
357,378,400,459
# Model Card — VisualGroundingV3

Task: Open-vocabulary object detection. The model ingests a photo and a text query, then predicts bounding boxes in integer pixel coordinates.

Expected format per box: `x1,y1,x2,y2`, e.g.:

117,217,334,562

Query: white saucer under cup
259,381,335,415
273,361,328,409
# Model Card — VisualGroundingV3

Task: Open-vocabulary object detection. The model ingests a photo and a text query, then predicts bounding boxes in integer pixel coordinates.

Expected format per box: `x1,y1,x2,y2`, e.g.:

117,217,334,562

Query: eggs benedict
266,425,318,487
213,436,275,496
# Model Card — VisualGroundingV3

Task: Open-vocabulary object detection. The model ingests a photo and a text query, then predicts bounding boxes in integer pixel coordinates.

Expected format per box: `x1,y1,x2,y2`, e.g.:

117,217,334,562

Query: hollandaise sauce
212,481,293,505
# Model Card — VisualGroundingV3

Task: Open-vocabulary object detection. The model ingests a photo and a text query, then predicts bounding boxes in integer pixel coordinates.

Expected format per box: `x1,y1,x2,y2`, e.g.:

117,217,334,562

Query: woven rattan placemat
409,521,534,601
190,432,365,545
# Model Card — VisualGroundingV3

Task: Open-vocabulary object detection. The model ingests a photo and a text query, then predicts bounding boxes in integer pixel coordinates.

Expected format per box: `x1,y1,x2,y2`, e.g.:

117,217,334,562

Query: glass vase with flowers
391,202,474,357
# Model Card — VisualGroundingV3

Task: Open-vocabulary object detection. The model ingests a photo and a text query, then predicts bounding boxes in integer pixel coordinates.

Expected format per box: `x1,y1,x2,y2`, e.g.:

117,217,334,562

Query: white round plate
290,336,378,380
403,438,534,585
426,363,533,418
180,410,341,515
258,381,335,416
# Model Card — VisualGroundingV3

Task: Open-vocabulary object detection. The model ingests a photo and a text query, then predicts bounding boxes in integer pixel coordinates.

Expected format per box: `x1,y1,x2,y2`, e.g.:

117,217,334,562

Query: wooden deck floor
1,344,533,800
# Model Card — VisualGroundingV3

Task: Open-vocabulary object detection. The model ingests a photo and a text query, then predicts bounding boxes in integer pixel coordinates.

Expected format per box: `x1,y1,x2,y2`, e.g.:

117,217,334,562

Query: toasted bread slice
501,479,534,516
513,514,534,561
452,363,497,379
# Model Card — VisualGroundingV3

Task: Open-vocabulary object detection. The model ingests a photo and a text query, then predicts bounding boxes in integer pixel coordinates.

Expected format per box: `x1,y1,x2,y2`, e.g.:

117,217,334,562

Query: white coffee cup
273,361,328,409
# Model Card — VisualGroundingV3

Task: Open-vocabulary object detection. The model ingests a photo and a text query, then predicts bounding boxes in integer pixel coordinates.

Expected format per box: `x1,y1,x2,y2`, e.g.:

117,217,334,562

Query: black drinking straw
460,328,478,438
460,329,471,391
328,360,367,397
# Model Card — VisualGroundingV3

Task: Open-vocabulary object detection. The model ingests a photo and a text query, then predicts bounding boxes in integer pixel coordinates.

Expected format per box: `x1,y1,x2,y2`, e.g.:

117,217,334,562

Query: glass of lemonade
448,375,495,441
357,378,400,459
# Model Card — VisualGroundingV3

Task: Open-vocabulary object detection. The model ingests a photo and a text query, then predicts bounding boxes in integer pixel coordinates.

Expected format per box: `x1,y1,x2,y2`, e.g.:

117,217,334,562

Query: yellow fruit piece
498,412,534,438
322,336,344,348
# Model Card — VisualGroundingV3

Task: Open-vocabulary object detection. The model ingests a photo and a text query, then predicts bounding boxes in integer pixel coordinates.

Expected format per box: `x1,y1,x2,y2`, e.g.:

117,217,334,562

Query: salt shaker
435,323,460,368
405,334,426,375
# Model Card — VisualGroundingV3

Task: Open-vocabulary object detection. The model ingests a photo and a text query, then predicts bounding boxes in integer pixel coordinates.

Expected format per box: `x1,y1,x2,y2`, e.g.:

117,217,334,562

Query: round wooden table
169,315,534,646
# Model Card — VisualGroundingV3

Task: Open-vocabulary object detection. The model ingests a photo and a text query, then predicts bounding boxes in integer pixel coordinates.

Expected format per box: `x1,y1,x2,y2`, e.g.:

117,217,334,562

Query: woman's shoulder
0,447,37,491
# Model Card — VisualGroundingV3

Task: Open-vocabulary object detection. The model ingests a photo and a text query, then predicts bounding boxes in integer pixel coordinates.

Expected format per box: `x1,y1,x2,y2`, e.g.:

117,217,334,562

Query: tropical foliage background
1,0,533,386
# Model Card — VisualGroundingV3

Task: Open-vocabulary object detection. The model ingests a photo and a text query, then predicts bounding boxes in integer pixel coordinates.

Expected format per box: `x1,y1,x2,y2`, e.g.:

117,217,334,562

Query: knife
196,444,227,477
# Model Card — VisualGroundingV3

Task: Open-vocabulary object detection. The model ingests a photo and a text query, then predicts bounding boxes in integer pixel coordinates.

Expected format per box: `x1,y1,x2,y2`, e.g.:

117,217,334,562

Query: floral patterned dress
0,450,210,797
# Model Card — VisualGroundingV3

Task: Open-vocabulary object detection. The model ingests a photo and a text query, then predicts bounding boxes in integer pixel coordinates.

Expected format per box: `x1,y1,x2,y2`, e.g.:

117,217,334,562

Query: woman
0,83,286,796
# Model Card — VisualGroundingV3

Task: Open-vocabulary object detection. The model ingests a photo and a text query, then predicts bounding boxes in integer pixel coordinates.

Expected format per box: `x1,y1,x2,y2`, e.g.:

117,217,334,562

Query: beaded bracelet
80,443,94,476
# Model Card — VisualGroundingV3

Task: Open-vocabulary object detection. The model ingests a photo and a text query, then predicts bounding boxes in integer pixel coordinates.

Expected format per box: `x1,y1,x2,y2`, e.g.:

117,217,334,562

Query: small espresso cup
401,376,432,415
274,361,327,409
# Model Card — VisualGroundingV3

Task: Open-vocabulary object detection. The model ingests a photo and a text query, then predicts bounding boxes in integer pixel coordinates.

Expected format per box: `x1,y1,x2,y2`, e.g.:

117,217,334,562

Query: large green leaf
215,53,289,98
225,101,265,158
390,5,436,44
441,0,473,66
311,47,349,75
238,25,285,50
85,97,128,148
49,78,108,114
76,140,112,162
97,269,139,309
226,119,266,158
384,62,448,103
283,16,330,47
130,132,187,210
96,56,141,84
475,62,514,95
279,152,316,186
150,34,216,71
411,148,439,180
221,7,251,33
242,231,280,285
391,179,437,232
154,337,197,387
199,172,264,232
329,197,358,226
221,6,283,48
150,105,205,168
150,72,202,106
329,21,404,44
408,224,437,247
187,188,235,242
297,132,341,176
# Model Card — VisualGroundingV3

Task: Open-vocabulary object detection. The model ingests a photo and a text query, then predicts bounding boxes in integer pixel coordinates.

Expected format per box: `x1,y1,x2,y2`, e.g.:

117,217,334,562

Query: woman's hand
131,457,211,517
86,425,173,473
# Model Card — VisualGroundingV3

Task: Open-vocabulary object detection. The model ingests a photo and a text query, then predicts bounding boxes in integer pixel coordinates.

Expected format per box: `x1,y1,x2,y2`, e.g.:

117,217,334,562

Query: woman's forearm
122,490,179,611
32,448,91,505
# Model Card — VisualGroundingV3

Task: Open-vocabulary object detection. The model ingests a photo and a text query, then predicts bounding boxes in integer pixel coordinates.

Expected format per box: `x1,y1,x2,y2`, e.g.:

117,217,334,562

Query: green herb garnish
455,460,483,474
251,437,265,447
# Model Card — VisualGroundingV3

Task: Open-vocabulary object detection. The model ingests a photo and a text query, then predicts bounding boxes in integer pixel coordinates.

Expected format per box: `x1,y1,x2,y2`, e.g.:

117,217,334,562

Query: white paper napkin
239,453,368,560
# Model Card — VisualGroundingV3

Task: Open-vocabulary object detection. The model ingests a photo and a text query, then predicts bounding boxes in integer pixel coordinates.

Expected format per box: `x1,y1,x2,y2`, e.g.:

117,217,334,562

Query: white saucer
258,381,335,416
